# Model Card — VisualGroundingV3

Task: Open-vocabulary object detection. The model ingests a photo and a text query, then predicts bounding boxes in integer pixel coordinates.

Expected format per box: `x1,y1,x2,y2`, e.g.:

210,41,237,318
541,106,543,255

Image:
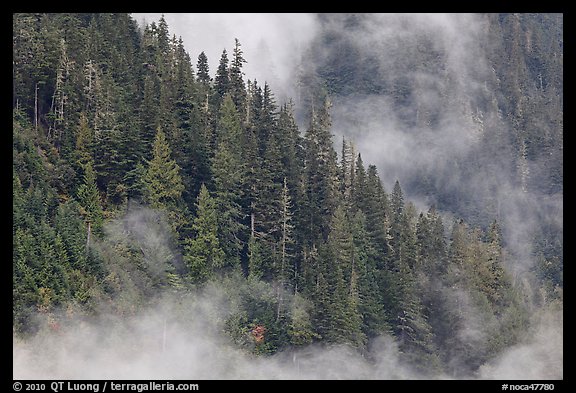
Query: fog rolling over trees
13,13,562,380
13,208,562,380
132,13,318,104
299,13,562,274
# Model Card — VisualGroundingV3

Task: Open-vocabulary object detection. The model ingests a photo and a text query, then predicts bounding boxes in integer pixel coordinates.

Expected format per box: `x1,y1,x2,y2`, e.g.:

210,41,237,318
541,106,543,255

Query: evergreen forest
12,13,563,379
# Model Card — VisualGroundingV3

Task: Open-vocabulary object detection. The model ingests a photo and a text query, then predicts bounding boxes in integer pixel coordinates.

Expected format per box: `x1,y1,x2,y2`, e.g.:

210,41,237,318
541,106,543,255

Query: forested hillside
13,13,562,379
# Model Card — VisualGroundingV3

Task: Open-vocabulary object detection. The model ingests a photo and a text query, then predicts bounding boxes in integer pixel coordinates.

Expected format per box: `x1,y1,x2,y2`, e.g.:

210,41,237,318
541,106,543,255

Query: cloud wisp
13,207,562,380
132,13,319,103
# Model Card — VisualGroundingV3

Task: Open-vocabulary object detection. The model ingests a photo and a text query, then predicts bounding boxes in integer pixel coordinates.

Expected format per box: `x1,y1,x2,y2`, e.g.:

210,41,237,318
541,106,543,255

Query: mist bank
13,284,562,380
13,204,562,380
300,13,562,281
12,292,417,379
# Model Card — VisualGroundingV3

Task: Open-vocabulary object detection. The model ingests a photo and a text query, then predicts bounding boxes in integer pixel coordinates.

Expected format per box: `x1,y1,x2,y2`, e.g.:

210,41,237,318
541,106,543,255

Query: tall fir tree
211,95,247,268
213,49,230,110
183,184,225,283
229,38,247,117
302,95,339,246
76,160,103,249
327,205,366,348
339,138,356,206
196,51,211,85
142,127,186,236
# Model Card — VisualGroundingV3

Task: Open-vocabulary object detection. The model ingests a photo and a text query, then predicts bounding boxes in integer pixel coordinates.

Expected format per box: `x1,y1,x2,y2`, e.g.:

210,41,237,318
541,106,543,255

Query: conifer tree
327,206,366,348
302,95,339,245
37,223,70,307
269,177,297,319
363,164,391,269
275,101,305,254
213,49,230,110
351,210,390,337
311,258,331,341
351,153,367,213
72,112,94,183
276,101,304,196
47,37,72,151
196,51,211,85
142,127,186,235
248,81,283,243
415,206,449,360
211,95,247,266
195,52,213,156
229,38,247,116
54,200,88,272
76,160,103,249
416,206,447,276
299,244,320,299
143,128,184,207
340,138,356,205
184,184,224,283
13,227,40,330
279,178,296,290
287,293,318,346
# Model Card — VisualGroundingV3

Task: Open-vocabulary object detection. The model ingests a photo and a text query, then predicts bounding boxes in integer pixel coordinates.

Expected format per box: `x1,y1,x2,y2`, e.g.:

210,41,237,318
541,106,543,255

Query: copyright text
12,382,199,393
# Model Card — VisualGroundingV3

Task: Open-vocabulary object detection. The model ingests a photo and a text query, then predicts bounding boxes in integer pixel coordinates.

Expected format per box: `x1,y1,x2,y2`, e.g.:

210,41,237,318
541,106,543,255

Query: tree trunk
34,82,39,131
86,221,91,252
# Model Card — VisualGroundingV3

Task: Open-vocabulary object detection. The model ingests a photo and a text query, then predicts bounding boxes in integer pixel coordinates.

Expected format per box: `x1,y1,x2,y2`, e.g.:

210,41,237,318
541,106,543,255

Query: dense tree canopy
12,13,561,378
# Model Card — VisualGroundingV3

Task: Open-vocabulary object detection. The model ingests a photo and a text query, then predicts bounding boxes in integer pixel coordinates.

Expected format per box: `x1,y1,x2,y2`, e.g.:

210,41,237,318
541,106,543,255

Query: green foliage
210,95,247,266
77,161,104,236
143,128,184,207
213,49,230,109
12,13,559,378
287,293,319,346
302,94,339,244
142,128,187,235
184,184,225,283
229,38,247,115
